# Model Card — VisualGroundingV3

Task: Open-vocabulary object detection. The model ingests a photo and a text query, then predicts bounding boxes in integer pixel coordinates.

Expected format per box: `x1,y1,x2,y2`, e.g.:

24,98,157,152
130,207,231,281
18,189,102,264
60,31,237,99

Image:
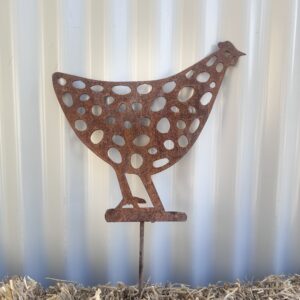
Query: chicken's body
53,41,244,222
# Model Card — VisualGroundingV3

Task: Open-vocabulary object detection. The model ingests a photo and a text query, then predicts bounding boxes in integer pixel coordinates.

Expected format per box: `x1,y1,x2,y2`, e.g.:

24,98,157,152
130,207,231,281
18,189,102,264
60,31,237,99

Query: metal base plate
105,208,187,222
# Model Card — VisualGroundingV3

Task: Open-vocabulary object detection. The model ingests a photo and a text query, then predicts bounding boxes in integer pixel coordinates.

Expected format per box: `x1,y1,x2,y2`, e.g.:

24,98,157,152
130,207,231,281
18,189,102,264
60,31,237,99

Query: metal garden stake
52,41,245,294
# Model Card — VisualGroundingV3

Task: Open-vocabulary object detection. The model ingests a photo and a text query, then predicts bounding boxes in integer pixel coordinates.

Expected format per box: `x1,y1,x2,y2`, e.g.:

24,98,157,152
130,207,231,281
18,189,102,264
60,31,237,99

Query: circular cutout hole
156,118,170,134
124,120,132,129
91,105,102,116
137,84,152,94
178,87,195,102
90,130,104,144
90,85,103,92
164,140,174,150
162,81,176,93
118,103,126,112
80,94,90,101
189,118,200,133
153,158,169,168
77,107,85,115
185,70,194,79
216,63,224,72
140,117,151,127
177,120,186,129
58,77,66,86
210,82,216,88
200,92,213,105
112,85,131,95
171,106,179,113
178,135,188,148
197,72,210,83
75,120,87,131
62,93,73,107
112,135,125,146
148,147,158,155
105,96,114,105
151,97,166,112
206,56,217,66
188,106,196,114
131,153,143,169
132,102,142,111
108,148,122,164
72,80,85,89
133,135,150,147
106,116,115,125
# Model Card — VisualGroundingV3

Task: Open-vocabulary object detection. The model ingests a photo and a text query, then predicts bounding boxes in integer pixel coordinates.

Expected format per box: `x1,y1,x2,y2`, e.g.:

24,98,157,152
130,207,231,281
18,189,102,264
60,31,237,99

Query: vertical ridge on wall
0,0,300,287
59,0,89,283
40,0,65,280
12,0,45,279
0,0,24,277
274,0,299,274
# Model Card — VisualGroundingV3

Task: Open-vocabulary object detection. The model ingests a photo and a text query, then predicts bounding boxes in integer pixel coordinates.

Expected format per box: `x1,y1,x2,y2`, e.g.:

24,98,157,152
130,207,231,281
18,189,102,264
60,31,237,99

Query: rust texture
52,41,245,223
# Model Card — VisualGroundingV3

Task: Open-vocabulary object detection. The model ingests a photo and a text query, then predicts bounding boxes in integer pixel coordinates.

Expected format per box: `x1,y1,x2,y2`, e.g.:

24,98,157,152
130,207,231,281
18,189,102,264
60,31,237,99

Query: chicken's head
218,41,245,66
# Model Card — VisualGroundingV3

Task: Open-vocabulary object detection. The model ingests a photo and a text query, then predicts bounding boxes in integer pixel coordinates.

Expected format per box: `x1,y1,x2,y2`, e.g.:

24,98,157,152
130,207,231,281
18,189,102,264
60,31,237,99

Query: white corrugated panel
0,0,300,286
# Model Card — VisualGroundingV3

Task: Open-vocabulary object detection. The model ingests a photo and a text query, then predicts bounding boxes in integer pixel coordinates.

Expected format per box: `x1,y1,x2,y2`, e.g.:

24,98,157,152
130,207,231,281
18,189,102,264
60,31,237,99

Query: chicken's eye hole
224,50,231,57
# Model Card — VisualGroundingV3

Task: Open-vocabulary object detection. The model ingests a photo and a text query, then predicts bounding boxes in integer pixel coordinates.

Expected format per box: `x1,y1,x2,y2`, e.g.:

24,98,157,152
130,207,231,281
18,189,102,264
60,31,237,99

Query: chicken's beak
237,50,246,56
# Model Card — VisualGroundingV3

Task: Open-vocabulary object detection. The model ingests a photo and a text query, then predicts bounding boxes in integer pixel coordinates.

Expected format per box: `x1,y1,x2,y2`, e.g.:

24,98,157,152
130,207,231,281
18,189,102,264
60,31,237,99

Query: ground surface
0,275,300,299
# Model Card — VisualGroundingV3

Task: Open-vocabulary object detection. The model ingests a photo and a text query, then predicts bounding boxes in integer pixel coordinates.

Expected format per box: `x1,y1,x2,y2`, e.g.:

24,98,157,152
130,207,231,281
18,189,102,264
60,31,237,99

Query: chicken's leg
140,175,165,211
115,171,146,209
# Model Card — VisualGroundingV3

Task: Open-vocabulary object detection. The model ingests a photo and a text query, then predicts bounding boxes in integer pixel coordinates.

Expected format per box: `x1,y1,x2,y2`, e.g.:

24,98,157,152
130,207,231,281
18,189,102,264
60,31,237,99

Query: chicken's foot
115,171,146,209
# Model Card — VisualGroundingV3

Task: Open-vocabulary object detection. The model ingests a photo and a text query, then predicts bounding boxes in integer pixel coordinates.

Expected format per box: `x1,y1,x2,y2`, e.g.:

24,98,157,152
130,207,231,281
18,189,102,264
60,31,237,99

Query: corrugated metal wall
0,0,300,287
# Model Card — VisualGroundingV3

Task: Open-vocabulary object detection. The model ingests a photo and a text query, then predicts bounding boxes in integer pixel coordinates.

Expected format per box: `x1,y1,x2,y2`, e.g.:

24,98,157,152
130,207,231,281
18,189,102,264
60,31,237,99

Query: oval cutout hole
137,84,152,94
162,81,176,93
118,103,126,112
188,106,196,114
112,135,125,146
185,70,194,79
189,119,200,133
200,92,213,105
177,120,186,129
148,147,158,155
91,85,103,92
106,116,115,125
156,118,170,134
216,63,224,72
90,130,104,144
72,80,85,89
108,148,122,164
91,105,102,116
140,117,151,127
80,94,90,101
58,77,66,86
62,93,73,107
124,121,132,129
164,140,174,150
171,106,179,113
77,107,85,115
206,56,217,66
151,97,166,112
105,96,114,105
153,158,169,168
112,85,131,95
75,120,87,131
178,87,194,102
133,135,150,147
132,102,142,111
197,72,210,82
131,153,143,169
178,135,188,148
210,82,216,88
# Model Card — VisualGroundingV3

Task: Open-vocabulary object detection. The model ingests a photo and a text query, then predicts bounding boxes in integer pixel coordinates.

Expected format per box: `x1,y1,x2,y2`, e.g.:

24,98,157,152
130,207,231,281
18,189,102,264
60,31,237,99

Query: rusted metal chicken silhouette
53,41,244,223
53,41,244,291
